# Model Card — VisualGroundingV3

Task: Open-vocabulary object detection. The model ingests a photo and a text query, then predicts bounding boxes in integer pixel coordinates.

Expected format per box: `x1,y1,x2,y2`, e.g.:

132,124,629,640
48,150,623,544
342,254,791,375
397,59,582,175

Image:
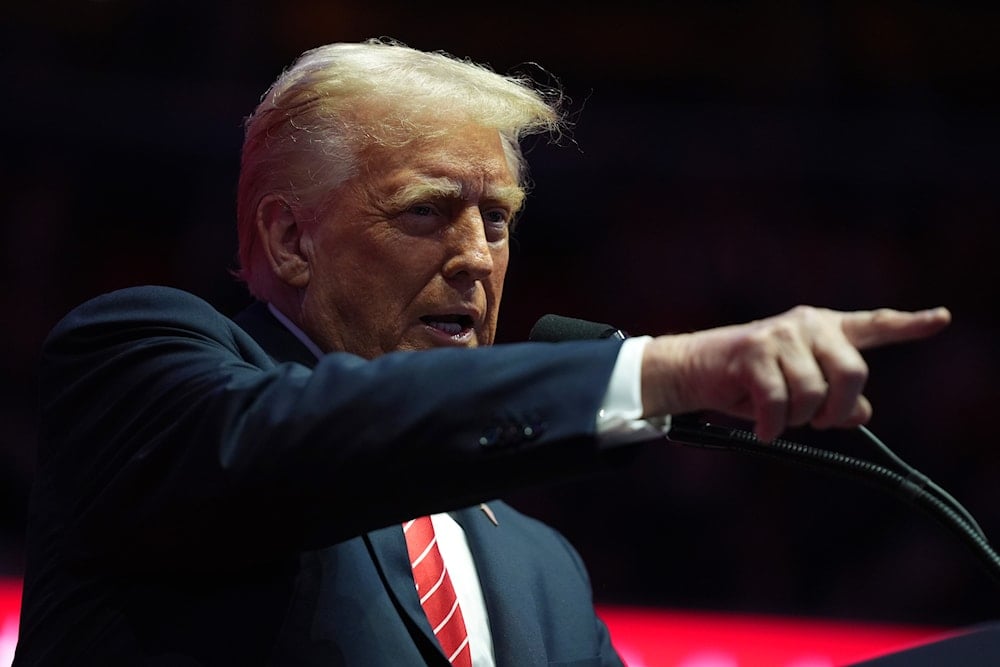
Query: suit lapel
366,525,447,661
453,505,545,667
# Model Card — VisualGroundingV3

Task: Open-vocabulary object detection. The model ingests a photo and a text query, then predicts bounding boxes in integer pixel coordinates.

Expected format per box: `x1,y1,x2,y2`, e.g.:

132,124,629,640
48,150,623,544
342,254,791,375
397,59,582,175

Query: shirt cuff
596,336,671,445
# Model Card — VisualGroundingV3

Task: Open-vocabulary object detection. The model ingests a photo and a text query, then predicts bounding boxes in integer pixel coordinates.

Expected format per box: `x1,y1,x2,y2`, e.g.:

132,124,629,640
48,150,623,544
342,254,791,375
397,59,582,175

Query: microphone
528,314,627,342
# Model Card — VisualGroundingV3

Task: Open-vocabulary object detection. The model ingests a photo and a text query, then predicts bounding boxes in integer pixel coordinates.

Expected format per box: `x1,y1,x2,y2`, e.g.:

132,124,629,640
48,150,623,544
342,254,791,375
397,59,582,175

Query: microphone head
528,314,627,342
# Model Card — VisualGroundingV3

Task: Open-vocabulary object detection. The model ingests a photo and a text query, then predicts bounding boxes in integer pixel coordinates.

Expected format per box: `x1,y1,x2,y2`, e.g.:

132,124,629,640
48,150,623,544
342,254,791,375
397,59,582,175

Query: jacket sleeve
37,286,630,569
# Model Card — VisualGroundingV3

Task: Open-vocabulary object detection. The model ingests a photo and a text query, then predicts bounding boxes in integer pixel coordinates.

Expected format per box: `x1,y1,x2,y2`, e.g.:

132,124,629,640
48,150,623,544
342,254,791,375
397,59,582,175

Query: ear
255,194,311,289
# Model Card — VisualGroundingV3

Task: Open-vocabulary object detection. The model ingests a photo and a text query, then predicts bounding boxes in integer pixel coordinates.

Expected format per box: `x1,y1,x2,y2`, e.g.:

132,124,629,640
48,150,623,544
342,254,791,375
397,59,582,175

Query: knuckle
770,320,798,342
870,308,896,325
789,304,815,318
830,358,869,386
788,304,826,324
800,379,829,404
747,320,796,349
732,329,770,357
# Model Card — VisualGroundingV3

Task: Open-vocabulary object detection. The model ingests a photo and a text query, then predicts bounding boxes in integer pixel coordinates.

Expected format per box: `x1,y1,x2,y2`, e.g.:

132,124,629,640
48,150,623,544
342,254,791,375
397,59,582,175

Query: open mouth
420,314,474,336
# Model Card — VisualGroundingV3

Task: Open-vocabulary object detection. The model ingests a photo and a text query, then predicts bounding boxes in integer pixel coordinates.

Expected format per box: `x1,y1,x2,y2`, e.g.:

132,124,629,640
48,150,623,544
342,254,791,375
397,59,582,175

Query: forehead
361,124,518,192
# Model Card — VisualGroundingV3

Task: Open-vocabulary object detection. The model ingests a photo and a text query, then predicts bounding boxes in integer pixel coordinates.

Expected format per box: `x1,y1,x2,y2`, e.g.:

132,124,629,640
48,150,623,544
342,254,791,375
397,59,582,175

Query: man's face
297,123,523,359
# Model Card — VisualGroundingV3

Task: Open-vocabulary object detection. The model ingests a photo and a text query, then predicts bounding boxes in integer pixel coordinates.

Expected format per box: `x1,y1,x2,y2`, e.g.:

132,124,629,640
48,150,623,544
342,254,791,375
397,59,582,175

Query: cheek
483,254,508,335
491,248,510,294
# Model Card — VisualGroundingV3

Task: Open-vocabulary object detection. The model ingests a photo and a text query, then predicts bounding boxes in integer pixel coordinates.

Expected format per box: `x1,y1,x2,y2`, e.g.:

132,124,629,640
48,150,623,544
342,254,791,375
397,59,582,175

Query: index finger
841,307,951,350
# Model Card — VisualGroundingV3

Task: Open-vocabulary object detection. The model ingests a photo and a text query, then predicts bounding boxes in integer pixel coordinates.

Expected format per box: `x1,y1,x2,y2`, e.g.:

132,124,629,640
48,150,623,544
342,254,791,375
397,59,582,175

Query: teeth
429,321,463,335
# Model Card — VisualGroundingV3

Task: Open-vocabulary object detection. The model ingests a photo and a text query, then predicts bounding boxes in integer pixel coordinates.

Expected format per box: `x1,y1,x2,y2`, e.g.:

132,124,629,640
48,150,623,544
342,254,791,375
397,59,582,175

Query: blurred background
2,0,999,637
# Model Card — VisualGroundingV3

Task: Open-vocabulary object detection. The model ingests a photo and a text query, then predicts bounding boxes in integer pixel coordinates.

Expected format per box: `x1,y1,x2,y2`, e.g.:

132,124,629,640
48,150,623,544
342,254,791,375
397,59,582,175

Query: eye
483,209,508,224
482,208,510,228
408,204,438,217
482,209,510,240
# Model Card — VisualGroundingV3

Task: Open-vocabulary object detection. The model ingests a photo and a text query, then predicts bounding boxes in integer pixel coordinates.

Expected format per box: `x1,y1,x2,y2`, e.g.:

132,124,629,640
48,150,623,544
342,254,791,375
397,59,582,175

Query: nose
442,208,495,283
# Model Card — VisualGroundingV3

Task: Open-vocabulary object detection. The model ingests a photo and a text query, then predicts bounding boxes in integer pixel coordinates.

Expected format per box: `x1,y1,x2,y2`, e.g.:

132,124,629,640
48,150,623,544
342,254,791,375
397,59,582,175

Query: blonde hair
236,38,563,297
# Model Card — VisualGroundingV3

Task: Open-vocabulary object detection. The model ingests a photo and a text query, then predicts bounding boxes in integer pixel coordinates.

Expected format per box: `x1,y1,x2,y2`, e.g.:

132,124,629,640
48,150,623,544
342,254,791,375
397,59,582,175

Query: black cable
666,419,1000,587
856,424,986,539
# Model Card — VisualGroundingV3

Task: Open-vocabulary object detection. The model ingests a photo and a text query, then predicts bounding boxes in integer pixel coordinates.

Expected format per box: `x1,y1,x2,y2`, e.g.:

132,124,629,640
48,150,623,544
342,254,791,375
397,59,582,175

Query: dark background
2,0,999,630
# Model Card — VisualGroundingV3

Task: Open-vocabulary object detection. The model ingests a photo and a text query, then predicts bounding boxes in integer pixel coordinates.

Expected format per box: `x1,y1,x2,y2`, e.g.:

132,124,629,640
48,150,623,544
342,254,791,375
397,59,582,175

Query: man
14,39,950,665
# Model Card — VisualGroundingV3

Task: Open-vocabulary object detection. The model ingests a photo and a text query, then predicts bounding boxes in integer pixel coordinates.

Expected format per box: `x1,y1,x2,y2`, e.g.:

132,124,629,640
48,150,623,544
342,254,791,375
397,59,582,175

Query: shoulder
42,285,273,380
49,285,232,335
45,285,255,350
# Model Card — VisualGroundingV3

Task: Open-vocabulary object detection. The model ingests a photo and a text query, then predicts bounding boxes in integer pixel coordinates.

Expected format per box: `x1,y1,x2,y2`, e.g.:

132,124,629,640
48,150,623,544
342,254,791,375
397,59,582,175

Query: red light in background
597,605,948,667
0,580,21,667
0,579,950,667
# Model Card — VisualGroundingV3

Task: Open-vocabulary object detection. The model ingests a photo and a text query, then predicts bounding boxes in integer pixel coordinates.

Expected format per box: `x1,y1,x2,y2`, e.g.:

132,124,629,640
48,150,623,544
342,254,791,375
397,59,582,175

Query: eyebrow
383,177,526,213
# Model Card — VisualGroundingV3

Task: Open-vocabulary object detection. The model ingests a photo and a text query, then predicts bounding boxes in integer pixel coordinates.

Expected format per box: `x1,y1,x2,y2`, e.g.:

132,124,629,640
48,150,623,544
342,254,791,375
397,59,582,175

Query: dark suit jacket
15,286,630,666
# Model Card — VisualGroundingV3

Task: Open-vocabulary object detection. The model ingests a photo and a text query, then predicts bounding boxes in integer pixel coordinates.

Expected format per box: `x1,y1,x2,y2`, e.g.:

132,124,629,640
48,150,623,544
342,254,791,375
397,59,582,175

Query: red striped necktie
403,516,473,667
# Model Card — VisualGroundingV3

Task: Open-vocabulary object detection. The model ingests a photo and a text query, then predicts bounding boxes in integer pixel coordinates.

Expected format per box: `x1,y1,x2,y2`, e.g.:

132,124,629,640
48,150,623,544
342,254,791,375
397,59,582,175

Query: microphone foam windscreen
528,314,623,342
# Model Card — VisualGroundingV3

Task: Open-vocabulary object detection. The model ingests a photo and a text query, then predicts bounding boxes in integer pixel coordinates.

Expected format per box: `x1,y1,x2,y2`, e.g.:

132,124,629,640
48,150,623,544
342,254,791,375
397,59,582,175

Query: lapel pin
479,503,499,526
